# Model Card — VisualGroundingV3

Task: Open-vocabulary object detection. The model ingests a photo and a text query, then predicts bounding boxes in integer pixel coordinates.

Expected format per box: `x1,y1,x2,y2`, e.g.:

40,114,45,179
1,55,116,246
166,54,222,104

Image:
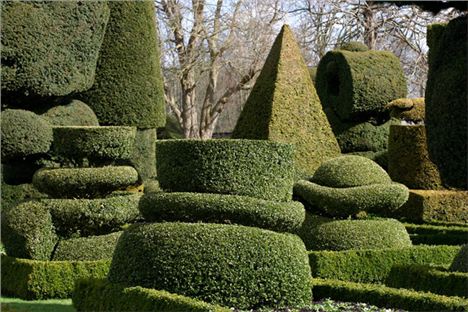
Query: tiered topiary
75,139,312,310
232,25,340,178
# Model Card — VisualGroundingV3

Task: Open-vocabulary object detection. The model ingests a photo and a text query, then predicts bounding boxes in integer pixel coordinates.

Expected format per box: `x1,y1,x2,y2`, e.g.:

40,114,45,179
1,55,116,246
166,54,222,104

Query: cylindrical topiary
139,192,305,233
157,140,295,202
108,222,312,309
450,244,468,273
33,166,139,198
307,218,412,251
41,100,99,126
1,109,53,161
388,125,442,189
316,49,407,121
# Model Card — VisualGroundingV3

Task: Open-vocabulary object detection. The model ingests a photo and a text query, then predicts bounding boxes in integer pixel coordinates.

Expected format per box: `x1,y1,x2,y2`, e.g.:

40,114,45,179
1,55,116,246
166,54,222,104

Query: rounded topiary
42,100,99,126
1,109,53,161
1,201,57,260
139,192,305,233
157,140,295,202
339,41,369,52
52,126,136,163
450,244,468,273
108,222,312,309
387,98,425,123
1,183,47,212
312,155,391,188
308,218,412,251
32,166,139,198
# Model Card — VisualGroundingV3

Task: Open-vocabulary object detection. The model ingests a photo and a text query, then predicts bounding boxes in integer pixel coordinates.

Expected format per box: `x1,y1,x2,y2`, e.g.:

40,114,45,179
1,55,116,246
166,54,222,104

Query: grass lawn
0,297,74,312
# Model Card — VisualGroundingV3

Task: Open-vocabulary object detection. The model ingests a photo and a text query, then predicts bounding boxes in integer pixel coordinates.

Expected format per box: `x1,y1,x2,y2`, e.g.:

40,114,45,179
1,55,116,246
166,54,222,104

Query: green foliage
309,245,460,283
450,244,468,273
33,166,139,198
139,192,305,233
129,128,157,180
404,222,468,246
349,150,388,169
293,180,409,217
316,49,407,121
43,194,141,238
1,297,74,312
1,201,57,260
108,222,312,309
157,139,295,202
73,279,230,312
312,278,468,311
52,126,136,163
1,182,47,211
52,232,122,261
1,109,53,160
339,41,369,52
1,255,110,300
426,15,467,189
157,114,184,139
387,98,425,122
306,219,411,251
79,1,165,128
386,264,468,298
1,2,109,98
232,25,340,177
42,100,99,126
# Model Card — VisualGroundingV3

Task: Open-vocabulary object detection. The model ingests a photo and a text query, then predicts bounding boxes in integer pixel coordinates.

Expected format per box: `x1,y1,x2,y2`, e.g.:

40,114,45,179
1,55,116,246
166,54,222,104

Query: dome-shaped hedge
108,222,312,309
42,100,99,126
450,244,468,273
339,41,369,52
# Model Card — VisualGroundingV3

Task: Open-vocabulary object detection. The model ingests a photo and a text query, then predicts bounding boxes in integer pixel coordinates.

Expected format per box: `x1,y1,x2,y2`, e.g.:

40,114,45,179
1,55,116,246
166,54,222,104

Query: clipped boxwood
43,194,141,238
306,218,411,251
79,1,165,128
130,128,157,180
1,182,47,212
139,192,305,233
1,109,53,160
52,126,136,162
73,279,230,312
316,49,407,121
339,41,369,52
157,140,295,202
404,223,468,246
1,255,110,300
52,232,122,261
33,166,139,198
450,244,468,273
387,97,425,123
1,201,57,260
42,100,99,126
108,222,312,309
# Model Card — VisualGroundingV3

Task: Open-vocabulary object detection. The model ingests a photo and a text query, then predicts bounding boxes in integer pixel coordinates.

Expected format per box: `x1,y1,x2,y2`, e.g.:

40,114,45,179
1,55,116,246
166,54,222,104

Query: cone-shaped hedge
232,25,340,177
79,1,165,128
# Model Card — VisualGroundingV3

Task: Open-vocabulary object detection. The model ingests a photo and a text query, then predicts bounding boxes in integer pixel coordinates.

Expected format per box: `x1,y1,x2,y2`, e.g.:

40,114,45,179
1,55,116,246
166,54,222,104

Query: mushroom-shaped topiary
450,244,468,273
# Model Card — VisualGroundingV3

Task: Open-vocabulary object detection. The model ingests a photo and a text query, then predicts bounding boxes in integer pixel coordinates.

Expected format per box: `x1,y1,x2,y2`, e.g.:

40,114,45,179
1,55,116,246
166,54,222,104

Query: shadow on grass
0,298,74,312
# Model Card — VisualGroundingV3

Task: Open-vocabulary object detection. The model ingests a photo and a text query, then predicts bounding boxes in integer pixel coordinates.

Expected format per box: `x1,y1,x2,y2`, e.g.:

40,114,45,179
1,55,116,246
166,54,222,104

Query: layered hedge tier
41,100,100,126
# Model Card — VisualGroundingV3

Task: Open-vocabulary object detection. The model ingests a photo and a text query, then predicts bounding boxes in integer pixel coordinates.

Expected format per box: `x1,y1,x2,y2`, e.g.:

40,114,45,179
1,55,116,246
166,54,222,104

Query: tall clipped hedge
79,1,165,128
425,16,467,189
232,25,340,177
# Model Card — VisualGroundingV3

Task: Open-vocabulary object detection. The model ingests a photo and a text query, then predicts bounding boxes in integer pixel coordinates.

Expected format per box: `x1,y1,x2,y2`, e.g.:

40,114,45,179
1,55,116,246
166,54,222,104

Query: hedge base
1,255,110,300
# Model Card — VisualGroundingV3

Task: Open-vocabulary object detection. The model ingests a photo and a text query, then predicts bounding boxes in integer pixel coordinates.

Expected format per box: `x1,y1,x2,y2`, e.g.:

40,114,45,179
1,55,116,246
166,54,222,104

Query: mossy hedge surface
79,1,165,128
1,255,110,300
1,182,47,211
1,201,57,260
73,279,230,312
388,125,442,189
232,25,340,177
42,100,99,126
387,98,425,122
52,232,122,261
33,166,139,198
52,126,136,163
44,194,141,238
1,2,109,98
316,49,407,121
1,109,53,160
386,264,468,298
450,244,468,273
426,16,467,189
108,222,312,309
129,128,157,180
157,140,295,202
139,192,305,233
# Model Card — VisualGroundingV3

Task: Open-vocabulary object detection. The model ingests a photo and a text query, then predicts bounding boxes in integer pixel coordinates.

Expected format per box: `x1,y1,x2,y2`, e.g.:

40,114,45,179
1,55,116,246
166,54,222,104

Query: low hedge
73,278,230,312
33,166,139,198
1,201,57,260
42,100,100,126
405,223,468,246
44,194,141,238
386,264,468,298
108,222,311,309
309,245,460,283
306,219,411,251
52,126,136,162
293,180,408,217
139,192,305,233
1,255,110,300
450,245,468,273
52,232,122,261
312,278,468,311
157,140,295,202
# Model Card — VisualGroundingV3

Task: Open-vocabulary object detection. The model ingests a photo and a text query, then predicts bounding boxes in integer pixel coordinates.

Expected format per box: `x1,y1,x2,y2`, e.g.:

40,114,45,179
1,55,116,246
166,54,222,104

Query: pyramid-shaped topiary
232,25,340,177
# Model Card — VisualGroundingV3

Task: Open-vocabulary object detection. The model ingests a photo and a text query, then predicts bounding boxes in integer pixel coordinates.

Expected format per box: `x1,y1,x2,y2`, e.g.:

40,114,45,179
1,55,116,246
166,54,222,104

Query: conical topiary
232,25,340,178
